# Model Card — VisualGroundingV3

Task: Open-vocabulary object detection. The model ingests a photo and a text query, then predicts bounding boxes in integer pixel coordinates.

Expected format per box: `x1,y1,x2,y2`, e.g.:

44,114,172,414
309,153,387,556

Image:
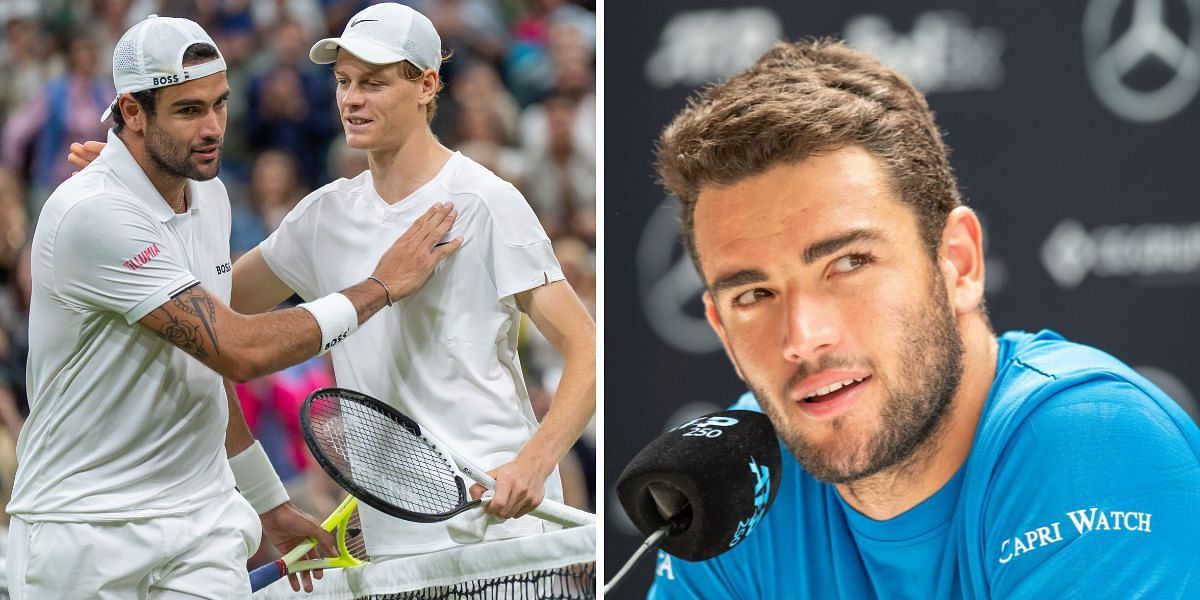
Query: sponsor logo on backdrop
1084,0,1200,122
1041,219,1200,288
843,10,1006,93
636,197,721,354
645,8,783,89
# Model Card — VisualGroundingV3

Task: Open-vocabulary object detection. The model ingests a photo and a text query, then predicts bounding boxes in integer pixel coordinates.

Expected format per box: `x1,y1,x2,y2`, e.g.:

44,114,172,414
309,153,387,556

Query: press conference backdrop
604,0,1200,595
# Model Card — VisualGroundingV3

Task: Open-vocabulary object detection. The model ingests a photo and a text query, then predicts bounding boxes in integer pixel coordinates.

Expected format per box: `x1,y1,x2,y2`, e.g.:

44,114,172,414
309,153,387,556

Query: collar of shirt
100,129,202,222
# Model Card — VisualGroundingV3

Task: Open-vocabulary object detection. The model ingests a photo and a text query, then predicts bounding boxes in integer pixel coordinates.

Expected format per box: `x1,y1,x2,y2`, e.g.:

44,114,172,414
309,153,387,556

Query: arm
983,383,1200,597
139,203,461,382
230,247,295,315
473,279,596,519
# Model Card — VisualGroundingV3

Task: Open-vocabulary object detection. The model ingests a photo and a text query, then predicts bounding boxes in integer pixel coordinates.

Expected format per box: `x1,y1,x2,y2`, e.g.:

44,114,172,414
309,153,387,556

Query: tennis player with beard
8,15,458,598
648,40,1200,598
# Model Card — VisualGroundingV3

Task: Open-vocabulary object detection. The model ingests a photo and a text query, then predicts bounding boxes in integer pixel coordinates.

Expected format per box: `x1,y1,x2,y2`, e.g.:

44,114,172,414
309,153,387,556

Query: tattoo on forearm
147,286,221,358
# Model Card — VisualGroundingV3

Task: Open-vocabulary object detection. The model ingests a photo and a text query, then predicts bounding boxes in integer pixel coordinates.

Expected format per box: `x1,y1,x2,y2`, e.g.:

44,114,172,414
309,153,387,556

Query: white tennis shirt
8,130,236,521
260,152,566,555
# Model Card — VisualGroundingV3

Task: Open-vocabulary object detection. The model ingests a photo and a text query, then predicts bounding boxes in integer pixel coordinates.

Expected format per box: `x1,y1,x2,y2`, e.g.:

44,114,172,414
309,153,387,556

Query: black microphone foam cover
616,410,781,562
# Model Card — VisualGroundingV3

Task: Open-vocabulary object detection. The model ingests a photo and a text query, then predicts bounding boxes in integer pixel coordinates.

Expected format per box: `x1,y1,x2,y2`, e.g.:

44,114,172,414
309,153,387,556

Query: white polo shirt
8,129,236,521
259,152,566,555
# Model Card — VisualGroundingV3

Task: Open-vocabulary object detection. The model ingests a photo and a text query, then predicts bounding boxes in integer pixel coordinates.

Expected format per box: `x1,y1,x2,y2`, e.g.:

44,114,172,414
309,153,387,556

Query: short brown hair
397,60,445,124
656,38,963,279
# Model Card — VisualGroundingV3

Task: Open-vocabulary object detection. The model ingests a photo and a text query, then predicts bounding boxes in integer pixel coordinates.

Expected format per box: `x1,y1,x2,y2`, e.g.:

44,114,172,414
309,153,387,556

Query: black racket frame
300,387,477,523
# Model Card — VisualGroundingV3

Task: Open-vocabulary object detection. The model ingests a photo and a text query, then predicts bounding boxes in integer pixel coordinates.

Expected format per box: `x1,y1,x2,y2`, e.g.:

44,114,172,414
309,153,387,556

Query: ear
118,94,147,134
704,291,746,381
417,70,439,107
938,206,986,316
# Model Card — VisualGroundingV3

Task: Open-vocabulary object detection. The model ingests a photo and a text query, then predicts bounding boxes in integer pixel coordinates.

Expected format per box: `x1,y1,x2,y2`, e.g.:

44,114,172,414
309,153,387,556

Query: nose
199,108,223,140
782,290,839,364
339,82,363,110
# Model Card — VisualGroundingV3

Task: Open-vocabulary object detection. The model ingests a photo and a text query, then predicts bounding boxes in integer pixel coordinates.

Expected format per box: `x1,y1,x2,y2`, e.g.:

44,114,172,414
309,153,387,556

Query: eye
732,288,772,307
214,97,227,108
830,253,874,275
335,78,349,86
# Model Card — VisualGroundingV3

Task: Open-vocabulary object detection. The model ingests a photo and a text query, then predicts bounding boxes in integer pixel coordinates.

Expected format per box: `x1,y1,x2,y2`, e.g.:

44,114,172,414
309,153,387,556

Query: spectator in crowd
457,104,526,187
506,0,595,104
231,150,309,255
414,0,507,80
244,17,339,189
521,93,594,242
0,6,55,130
1,32,112,214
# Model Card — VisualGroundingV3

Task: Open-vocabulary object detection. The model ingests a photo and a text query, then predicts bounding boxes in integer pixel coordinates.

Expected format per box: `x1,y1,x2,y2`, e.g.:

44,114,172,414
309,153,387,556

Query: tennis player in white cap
230,2,597,560
9,14,459,598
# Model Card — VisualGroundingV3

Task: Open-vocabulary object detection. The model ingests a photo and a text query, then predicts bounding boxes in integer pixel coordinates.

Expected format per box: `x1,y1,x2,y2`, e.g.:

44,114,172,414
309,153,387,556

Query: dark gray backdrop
604,0,1200,596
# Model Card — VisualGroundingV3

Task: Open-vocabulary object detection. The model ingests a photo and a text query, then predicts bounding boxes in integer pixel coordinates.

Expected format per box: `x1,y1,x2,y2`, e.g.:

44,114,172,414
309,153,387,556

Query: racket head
300,387,479,523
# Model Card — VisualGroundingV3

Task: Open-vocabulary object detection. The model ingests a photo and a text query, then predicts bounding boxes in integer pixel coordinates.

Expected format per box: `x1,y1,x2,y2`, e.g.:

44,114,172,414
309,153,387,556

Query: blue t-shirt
649,330,1200,599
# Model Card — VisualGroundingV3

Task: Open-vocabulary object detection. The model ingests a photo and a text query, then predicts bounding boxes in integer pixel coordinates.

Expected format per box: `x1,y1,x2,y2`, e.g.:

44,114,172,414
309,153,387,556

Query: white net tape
253,524,596,600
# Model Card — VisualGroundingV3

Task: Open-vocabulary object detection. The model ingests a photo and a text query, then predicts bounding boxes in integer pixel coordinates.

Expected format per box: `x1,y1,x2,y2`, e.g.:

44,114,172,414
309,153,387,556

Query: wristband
229,440,289,514
298,292,358,355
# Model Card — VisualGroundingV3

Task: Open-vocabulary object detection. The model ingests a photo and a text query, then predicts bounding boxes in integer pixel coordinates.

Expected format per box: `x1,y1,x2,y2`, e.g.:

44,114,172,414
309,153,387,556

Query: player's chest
160,215,231,299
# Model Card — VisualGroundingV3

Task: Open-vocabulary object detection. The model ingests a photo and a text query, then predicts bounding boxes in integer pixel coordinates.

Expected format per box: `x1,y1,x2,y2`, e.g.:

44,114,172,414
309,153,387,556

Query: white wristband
229,441,289,514
298,292,358,355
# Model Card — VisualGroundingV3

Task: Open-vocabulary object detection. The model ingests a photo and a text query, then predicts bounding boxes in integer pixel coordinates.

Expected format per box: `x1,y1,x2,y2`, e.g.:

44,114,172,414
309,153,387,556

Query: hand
371,202,462,300
468,455,550,520
67,141,105,170
260,502,337,593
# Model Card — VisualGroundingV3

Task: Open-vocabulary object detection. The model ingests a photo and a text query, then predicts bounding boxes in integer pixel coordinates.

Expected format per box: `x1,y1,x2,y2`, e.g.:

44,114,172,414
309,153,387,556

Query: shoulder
985,331,1195,447
972,331,1200,511
441,153,527,212
280,172,370,226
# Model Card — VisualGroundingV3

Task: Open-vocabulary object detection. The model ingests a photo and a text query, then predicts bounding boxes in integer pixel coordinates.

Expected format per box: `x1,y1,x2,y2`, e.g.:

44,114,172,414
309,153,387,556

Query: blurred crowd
0,0,597,555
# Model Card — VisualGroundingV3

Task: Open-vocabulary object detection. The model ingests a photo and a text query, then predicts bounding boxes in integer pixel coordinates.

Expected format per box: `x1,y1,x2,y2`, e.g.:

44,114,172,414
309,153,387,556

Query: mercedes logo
1083,0,1200,122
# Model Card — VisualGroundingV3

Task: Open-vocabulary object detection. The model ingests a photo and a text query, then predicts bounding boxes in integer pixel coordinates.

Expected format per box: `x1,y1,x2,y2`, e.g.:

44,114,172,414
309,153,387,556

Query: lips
790,371,871,420
192,146,219,159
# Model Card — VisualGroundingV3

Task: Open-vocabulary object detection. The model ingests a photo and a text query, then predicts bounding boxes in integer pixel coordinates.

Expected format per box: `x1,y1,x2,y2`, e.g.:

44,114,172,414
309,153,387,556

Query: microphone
606,410,781,592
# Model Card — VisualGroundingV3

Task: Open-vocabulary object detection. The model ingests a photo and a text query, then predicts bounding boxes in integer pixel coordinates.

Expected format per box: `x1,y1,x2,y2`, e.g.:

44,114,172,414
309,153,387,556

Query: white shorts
7,490,261,599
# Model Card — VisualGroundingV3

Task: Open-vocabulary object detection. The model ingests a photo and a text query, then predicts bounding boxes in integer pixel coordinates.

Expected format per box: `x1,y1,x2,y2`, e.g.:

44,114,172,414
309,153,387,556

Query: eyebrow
802,228,884,264
707,228,885,295
170,90,231,109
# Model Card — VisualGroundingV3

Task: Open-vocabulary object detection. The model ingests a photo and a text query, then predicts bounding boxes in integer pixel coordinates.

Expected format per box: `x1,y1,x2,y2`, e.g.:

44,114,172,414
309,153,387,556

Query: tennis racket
301,387,596,528
248,494,368,592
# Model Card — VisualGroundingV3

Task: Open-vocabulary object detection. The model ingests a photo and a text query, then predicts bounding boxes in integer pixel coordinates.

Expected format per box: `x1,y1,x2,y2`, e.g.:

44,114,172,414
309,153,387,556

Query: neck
835,316,999,520
122,131,187,212
366,126,452,204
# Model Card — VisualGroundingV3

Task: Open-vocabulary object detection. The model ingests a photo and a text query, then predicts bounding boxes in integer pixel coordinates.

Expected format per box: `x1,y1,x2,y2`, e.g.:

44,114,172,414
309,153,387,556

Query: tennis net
253,524,596,600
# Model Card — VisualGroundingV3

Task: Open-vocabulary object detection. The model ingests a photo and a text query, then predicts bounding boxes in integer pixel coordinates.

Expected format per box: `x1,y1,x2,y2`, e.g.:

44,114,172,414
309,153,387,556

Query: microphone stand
603,498,690,594
603,523,671,595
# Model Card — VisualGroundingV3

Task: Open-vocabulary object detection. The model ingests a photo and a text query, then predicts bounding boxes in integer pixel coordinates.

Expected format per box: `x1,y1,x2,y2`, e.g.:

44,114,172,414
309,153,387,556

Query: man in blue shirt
649,39,1200,598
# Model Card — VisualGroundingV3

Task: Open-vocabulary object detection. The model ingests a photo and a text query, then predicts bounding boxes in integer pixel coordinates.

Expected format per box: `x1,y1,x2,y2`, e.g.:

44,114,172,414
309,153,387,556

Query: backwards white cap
101,14,227,123
309,3,441,72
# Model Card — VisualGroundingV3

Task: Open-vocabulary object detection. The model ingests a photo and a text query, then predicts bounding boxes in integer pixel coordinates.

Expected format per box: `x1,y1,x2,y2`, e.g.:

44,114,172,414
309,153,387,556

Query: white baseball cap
101,14,227,123
309,3,441,72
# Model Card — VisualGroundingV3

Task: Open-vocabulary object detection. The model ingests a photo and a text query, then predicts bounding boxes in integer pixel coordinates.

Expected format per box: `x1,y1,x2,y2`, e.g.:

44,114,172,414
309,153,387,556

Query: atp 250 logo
671,415,739,438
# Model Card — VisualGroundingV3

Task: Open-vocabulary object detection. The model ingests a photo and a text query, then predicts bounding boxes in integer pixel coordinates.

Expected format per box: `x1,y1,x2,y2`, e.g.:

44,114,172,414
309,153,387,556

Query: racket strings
344,505,370,561
309,394,467,516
